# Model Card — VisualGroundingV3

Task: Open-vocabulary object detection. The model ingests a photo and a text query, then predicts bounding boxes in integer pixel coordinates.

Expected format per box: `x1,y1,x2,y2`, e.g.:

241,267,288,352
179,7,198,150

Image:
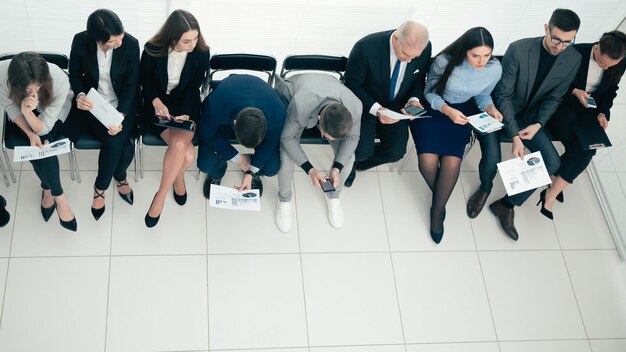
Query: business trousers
197,143,281,180
278,139,355,202
547,104,596,184
354,114,408,170
31,121,64,196
476,122,561,206
64,107,136,190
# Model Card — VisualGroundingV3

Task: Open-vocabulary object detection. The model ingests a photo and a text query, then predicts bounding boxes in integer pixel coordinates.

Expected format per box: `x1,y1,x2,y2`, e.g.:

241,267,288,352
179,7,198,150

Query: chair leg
133,139,139,183
69,144,76,181
73,151,82,183
0,154,10,187
3,148,17,183
397,144,416,175
195,168,200,180
139,136,144,179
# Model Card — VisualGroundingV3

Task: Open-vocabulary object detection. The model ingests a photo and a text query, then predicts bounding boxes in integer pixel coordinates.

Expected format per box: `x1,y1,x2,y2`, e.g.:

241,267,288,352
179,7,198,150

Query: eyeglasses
548,26,575,47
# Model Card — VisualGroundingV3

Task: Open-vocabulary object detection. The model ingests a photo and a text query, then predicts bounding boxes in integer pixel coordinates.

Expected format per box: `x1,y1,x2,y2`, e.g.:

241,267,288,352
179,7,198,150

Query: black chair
209,53,276,85
0,52,88,185
278,54,349,145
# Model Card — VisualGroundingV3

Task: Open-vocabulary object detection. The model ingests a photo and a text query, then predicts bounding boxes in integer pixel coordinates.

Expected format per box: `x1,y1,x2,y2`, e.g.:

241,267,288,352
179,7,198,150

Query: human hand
572,88,590,107
28,133,43,147
328,167,341,188
173,114,190,121
152,98,170,118
107,123,123,136
377,108,398,124
511,136,525,159
442,105,468,125
235,173,253,191
308,168,327,189
21,94,38,113
519,123,541,140
598,113,608,129
236,154,251,171
400,100,424,118
76,93,94,110
484,104,503,122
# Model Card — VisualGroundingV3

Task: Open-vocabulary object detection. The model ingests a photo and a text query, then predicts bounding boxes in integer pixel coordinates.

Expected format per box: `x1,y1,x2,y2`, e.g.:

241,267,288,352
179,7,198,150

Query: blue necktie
389,59,401,101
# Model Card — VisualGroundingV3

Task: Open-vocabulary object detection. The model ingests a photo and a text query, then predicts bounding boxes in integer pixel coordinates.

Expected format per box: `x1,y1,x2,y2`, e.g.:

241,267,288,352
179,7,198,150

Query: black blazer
68,31,140,116
344,30,432,116
139,42,209,119
563,43,626,120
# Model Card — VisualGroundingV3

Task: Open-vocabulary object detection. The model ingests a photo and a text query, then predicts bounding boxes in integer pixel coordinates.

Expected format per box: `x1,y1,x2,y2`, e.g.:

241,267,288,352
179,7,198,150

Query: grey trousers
278,140,355,202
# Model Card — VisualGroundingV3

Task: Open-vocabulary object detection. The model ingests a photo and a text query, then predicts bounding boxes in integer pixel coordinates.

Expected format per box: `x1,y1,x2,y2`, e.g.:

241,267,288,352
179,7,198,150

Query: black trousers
354,114,409,170
547,104,596,184
31,121,64,196
63,107,136,190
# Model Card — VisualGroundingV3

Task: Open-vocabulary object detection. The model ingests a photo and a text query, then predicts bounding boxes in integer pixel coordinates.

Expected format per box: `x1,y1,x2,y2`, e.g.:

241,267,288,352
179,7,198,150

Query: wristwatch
244,170,256,177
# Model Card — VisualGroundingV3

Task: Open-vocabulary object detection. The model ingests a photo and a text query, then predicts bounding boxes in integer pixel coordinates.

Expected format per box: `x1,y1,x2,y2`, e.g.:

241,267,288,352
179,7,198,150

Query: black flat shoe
344,168,356,188
429,208,446,244
536,189,554,220
91,187,105,221
173,187,187,206
145,194,161,228
41,191,56,222
0,195,10,227
116,180,134,205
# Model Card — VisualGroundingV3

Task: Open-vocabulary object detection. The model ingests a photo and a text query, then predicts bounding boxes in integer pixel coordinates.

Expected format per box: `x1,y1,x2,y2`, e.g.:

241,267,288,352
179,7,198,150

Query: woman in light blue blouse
410,27,503,244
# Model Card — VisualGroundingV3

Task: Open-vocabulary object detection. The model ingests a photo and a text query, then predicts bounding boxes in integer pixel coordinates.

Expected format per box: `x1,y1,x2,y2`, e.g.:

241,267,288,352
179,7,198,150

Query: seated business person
0,52,77,231
544,31,626,214
274,73,362,231
343,20,431,187
64,9,139,221
411,27,502,244
0,195,10,227
140,9,210,227
198,74,286,199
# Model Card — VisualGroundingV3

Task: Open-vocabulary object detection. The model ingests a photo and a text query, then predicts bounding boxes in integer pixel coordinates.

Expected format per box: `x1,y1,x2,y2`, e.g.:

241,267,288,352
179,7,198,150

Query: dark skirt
409,100,479,158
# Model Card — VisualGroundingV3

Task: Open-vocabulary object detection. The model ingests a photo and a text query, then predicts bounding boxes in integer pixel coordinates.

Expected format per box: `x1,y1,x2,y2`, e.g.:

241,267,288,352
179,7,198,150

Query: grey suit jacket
494,37,581,137
275,73,362,169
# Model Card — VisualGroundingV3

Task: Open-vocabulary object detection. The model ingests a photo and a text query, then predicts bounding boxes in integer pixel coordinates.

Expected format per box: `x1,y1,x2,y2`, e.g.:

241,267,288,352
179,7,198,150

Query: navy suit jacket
562,43,626,120
140,43,209,120
199,74,286,170
344,30,432,116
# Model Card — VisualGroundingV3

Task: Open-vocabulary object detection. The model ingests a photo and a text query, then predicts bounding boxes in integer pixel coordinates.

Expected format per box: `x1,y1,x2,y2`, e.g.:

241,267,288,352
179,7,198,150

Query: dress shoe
203,177,221,199
173,188,187,206
344,168,356,188
537,189,554,220
429,208,446,244
326,197,344,228
275,200,292,232
0,195,10,227
55,201,77,232
466,188,490,218
251,174,264,197
488,200,519,241
145,194,161,228
40,191,56,222
116,180,134,205
91,187,105,221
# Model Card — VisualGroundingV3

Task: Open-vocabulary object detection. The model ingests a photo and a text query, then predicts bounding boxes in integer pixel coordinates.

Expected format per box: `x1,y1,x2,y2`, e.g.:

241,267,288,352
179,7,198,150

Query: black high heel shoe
41,190,56,222
429,208,446,244
91,188,105,221
556,191,564,203
116,180,134,205
536,189,553,220
145,194,161,228
55,200,77,232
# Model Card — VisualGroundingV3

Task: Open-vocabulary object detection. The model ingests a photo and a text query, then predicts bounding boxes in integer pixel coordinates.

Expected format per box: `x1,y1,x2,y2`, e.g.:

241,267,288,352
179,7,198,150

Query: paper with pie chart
208,184,260,211
497,151,552,196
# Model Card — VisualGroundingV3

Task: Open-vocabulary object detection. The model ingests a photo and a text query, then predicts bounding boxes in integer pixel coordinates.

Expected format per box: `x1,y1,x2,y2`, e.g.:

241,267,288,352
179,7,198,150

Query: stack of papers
467,112,504,134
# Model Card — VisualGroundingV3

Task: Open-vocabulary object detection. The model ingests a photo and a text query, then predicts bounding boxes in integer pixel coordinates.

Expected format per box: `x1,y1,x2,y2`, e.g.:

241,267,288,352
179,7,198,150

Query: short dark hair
319,103,353,139
235,107,266,148
86,9,124,43
434,27,495,96
7,52,54,110
599,30,626,60
548,9,581,32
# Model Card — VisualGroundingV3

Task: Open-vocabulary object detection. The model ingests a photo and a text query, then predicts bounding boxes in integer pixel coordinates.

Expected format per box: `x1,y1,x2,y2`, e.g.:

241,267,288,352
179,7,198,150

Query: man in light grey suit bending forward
274,73,362,232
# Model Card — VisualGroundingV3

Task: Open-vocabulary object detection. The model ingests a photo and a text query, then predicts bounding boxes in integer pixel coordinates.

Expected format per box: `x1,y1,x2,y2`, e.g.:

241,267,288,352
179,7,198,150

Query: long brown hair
7,52,54,110
145,9,209,57
598,30,626,85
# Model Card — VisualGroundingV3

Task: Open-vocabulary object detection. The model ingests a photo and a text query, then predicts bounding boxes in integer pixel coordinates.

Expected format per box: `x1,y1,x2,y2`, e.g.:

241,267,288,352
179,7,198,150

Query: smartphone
586,97,597,108
404,105,427,117
320,178,335,192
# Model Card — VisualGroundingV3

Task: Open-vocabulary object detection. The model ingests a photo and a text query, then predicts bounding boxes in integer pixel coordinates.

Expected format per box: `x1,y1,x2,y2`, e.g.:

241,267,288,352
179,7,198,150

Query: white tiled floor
0,146,625,352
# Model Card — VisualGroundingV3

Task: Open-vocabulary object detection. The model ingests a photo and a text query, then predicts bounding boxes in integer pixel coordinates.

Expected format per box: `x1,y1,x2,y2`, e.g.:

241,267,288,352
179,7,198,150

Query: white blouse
96,46,118,108
166,49,188,94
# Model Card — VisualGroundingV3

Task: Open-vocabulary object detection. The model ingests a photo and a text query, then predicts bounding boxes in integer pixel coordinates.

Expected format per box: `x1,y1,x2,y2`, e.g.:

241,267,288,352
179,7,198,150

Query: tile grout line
205,181,212,351
102,171,118,352
292,177,312,350
375,170,409,352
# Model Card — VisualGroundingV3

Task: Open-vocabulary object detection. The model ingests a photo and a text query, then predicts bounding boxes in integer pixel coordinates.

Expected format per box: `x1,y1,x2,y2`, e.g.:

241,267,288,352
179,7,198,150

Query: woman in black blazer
543,31,626,217
140,9,209,227
64,9,139,221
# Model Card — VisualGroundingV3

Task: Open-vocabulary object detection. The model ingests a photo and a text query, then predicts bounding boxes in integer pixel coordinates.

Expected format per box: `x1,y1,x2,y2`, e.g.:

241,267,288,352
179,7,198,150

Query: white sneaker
275,201,292,232
326,198,344,229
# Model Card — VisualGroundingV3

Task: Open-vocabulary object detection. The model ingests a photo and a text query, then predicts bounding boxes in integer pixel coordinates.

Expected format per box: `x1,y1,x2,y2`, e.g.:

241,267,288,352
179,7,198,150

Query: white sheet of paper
208,184,261,211
13,138,71,162
381,109,412,120
467,112,504,134
497,151,552,196
86,88,124,128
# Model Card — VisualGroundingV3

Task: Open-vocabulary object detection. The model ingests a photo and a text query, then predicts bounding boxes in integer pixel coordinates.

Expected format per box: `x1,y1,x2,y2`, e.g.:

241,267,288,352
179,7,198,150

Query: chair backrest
0,52,69,70
209,53,276,85
280,55,348,82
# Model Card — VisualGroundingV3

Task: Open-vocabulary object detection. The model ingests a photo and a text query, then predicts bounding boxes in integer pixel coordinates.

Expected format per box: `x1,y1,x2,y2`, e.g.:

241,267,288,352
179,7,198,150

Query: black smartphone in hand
320,178,335,192
404,105,427,116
